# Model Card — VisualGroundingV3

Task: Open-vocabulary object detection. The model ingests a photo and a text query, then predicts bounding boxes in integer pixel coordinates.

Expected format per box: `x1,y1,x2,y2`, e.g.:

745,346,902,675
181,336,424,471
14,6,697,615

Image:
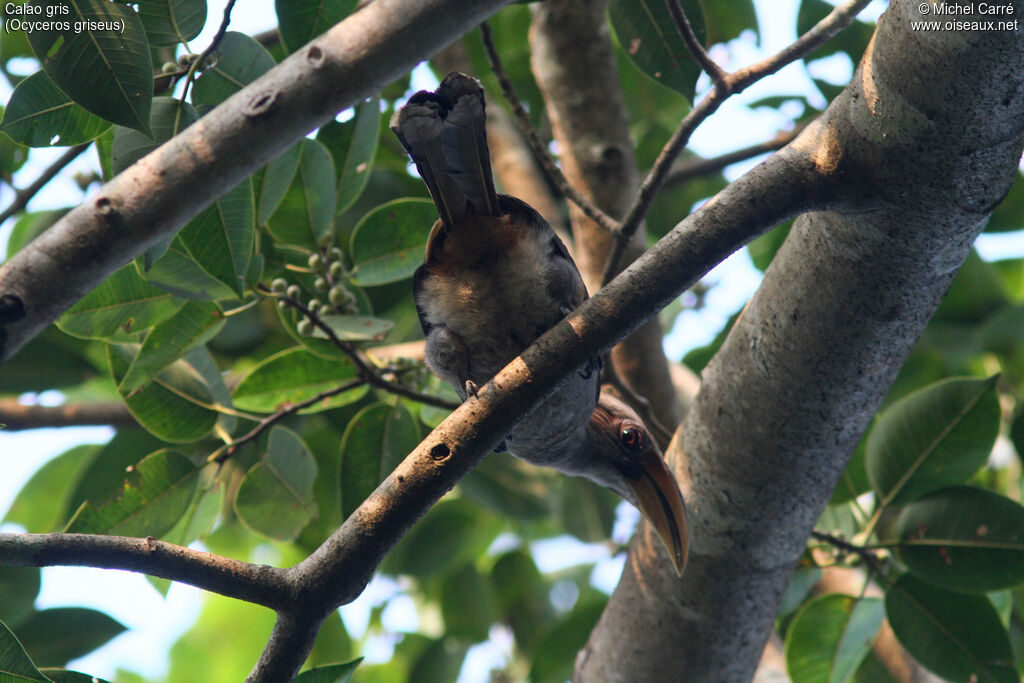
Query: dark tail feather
437,73,500,217
390,94,466,228
391,73,500,226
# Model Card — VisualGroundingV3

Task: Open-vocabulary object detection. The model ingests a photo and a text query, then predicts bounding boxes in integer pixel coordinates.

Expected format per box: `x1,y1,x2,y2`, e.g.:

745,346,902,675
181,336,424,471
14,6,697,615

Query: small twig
810,529,886,577
0,144,89,225
198,0,239,68
479,22,621,235
209,378,365,463
665,0,727,87
602,0,872,283
0,399,136,431
180,0,239,103
665,126,804,187
267,290,459,411
0,532,293,610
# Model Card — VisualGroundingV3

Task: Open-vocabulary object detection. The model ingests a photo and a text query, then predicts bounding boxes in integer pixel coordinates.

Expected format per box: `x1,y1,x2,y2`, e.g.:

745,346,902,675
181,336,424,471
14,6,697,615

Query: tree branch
0,0,514,363
578,2,1024,678
602,0,873,282
0,144,89,226
0,533,293,610
479,22,620,235
531,0,684,434
0,398,136,431
665,0,726,87
664,125,804,188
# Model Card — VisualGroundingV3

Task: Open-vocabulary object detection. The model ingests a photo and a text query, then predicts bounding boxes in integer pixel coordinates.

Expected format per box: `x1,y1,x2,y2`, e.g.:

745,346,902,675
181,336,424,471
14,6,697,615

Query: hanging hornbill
391,72,687,575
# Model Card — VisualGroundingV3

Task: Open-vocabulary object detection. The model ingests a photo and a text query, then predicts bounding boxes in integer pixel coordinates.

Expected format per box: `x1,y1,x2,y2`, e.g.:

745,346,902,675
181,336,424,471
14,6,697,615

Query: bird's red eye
619,424,647,452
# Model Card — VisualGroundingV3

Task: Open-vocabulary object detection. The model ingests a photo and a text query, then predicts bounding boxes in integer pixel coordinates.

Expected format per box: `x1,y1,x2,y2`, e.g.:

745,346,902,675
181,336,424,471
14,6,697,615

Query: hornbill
391,72,687,575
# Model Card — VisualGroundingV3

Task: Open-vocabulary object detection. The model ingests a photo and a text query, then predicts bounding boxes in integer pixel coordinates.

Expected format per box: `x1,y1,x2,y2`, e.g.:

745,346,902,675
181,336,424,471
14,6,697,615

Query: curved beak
623,450,689,576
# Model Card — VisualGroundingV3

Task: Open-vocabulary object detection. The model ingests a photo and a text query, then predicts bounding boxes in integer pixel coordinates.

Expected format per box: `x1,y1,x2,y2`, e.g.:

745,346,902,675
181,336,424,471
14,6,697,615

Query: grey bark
576,2,1024,680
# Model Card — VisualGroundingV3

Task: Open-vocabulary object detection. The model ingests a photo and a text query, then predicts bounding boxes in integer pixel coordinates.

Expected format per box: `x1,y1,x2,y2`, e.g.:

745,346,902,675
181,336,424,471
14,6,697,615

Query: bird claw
464,380,479,398
578,356,602,380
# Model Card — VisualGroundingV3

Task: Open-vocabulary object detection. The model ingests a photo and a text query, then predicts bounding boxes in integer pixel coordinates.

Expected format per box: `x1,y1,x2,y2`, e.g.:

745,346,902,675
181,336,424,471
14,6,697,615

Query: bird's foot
578,355,603,380
493,440,508,453
464,380,479,398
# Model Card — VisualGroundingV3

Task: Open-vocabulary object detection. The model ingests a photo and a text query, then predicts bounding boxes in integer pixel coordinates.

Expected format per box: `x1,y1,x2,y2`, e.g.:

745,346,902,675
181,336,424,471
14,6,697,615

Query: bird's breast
416,221,572,381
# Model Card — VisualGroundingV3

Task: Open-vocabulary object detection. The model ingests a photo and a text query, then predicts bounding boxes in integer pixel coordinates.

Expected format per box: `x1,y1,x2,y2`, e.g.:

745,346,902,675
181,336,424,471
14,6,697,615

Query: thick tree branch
578,3,1024,679
0,398,136,430
530,0,684,438
0,0,514,363
0,533,293,610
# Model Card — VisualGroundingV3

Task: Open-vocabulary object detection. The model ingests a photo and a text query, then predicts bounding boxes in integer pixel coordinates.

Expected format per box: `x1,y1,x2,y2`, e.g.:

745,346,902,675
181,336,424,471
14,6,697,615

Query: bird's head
581,392,689,576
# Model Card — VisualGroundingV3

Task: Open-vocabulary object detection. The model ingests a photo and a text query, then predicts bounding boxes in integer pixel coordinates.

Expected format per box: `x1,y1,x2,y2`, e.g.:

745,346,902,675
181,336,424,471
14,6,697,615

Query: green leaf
559,477,616,543
108,344,218,442
0,618,49,682
13,608,126,668
293,659,362,683
986,171,1024,232
118,300,224,392
338,402,419,519
0,326,95,395
408,637,468,683
275,0,357,53
349,199,433,286
778,567,823,618
383,499,503,578
460,454,555,522
137,0,207,46
529,596,607,683
932,250,1010,325
65,449,198,537
2,444,100,532
192,32,275,108
172,176,255,297
58,264,185,340
865,376,999,507
112,97,197,175
27,0,153,134
258,142,301,224
885,574,1016,683
140,237,241,301
0,71,110,146
4,208,69,257
65,430,168,517
440,563,496,643
327,98,380,215
232,347,367,413
161,476,223,549
608,0,704,100
785,594,884,683
265,138,337,248
311,314,393,342
0,567,40,627
829,431,871,505
234,426,318,541
490,550,553,653
892,486,1024,593
796,0,875,64
698,0,757,45
39,671,110,683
